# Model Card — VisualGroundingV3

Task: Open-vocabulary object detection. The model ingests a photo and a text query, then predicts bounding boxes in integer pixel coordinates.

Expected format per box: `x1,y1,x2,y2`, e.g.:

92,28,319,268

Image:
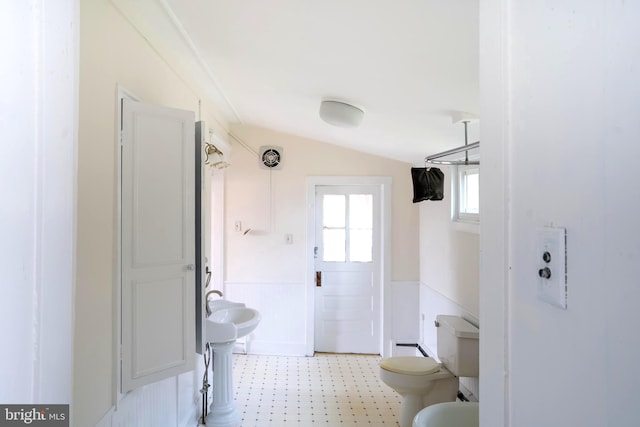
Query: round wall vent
259,146,283,169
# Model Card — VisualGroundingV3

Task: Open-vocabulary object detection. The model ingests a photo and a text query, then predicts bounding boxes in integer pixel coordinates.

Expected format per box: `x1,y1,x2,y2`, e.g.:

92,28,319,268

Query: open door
120,99,195,392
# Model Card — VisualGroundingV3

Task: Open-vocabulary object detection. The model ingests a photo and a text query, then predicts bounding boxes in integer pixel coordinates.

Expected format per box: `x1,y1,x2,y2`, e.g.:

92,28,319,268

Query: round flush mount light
319,99,365,128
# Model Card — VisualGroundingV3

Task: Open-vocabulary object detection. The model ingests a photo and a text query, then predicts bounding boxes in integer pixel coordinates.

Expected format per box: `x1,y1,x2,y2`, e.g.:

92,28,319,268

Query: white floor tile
217,353,402,427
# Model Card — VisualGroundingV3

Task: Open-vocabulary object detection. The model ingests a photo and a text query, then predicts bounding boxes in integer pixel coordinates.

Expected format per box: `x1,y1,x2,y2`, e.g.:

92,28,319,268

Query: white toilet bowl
379,357,459,427
412,402,479,427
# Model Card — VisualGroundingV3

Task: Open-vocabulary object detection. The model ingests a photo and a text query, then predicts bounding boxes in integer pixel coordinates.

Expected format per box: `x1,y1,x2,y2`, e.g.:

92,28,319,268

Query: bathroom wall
223,124,420,355
418,166,480,318
417,164,480,399
76,1,228,425
480,1,640,426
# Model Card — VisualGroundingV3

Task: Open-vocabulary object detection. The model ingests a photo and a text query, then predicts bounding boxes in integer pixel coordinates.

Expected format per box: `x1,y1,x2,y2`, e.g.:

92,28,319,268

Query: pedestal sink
205,301,261,427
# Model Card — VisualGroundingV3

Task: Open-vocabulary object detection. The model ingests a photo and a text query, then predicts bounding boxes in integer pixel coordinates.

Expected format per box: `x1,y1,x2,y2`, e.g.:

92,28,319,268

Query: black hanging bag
411,167,445,202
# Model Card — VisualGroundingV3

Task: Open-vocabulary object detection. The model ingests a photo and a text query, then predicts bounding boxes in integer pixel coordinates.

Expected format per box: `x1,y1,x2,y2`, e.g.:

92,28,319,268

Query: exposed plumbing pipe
200,343,213,423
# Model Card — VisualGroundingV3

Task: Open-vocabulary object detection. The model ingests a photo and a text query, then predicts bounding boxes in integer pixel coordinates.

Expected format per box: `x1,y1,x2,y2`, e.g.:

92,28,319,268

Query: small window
452,165,480,225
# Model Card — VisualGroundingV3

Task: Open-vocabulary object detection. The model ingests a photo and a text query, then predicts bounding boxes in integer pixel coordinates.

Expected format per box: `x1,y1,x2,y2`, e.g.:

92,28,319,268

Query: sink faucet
205,289,223,316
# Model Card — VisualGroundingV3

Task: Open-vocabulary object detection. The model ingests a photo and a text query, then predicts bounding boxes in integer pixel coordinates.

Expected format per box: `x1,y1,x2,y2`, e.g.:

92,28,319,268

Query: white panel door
121,99,195,392
314,185,381,354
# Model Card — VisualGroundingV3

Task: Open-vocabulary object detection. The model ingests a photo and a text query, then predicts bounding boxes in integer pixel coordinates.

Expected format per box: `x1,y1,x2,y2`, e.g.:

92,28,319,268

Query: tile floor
229,353,402,426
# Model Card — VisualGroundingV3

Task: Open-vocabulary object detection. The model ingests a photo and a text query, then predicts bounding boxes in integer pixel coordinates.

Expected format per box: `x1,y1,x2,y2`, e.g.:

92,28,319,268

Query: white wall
480,1,640,426
419,166,480,318
225,124,419,283
223,124,420,355
75,1,227,425
416,163,480,398
0,0,77,405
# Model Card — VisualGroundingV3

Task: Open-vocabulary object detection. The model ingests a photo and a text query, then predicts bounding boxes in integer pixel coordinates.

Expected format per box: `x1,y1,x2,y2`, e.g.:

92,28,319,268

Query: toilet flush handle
434,320,440,327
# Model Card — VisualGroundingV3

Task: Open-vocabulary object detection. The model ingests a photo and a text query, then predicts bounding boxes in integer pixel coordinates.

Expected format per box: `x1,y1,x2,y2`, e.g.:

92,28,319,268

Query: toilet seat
380,357,441,375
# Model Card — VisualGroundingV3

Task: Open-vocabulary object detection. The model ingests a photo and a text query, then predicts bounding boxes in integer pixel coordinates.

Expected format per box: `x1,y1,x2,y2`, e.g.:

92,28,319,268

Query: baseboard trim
246,341,308,357
395,342,429,357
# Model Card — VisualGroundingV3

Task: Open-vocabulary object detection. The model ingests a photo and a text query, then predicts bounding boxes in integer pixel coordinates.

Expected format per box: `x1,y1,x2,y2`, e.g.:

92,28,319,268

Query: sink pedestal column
205,341,241,427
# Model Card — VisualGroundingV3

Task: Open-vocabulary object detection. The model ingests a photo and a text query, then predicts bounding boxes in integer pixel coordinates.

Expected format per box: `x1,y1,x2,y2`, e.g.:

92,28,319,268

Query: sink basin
206,306,261,343
207,299,245,315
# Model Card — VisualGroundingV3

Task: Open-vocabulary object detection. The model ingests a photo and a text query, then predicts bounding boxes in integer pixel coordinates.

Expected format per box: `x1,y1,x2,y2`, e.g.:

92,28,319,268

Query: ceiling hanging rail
425,120,480,165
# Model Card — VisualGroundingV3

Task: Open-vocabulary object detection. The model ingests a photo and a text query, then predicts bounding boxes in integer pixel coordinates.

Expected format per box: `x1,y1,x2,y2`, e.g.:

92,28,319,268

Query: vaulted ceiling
121,0,479,164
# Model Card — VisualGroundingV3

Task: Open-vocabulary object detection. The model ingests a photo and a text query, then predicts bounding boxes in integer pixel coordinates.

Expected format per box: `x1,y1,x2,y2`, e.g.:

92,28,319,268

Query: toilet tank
436,315,479,377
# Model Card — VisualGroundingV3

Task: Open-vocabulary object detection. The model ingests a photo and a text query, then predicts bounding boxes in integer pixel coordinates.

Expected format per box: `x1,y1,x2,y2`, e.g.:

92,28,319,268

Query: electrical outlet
536,227,567,309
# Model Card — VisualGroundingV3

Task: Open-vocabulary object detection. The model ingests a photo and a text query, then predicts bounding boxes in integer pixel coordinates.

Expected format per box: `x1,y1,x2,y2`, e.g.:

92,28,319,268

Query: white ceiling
164,0,480,165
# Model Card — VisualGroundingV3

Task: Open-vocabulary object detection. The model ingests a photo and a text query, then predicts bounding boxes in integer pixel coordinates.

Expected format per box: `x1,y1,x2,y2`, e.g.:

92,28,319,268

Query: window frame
451,164,480,233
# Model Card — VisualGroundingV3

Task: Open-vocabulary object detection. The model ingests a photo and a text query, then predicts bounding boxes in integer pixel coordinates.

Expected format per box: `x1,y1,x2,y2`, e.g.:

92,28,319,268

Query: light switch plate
536,227,567,309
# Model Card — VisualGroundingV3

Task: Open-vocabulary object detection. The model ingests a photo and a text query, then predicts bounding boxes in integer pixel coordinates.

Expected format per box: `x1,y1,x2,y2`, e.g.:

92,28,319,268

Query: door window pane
323,195,345,227
349,229,372,262
349,194,372,228
349,194,373,262
323,229,346,262
322,195,346,262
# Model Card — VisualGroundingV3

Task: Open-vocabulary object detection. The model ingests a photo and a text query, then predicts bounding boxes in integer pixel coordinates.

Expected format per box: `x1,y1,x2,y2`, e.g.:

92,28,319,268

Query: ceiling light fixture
319,99,364,128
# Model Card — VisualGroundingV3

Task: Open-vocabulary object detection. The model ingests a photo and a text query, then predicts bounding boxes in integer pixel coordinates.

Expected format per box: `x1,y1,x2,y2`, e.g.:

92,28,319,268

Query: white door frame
114,86,140,404
305,176,392,357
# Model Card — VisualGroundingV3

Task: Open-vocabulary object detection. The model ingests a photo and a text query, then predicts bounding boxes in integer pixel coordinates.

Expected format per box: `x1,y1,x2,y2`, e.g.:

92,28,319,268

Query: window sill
451,219,479,235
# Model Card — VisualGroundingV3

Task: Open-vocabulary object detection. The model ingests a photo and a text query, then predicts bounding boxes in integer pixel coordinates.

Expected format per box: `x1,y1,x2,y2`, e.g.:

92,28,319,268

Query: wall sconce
204,143,230,169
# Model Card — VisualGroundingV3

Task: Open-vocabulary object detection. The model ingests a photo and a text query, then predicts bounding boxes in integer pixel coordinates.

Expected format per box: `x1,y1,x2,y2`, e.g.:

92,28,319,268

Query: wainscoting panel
224,280,421,357
95,355,205,427
391,281,420,344
224,281,307,356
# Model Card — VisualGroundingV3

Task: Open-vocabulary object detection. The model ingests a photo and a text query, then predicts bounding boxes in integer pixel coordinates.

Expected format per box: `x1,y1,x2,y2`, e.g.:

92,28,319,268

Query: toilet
379,315,479,427
413,402,479,427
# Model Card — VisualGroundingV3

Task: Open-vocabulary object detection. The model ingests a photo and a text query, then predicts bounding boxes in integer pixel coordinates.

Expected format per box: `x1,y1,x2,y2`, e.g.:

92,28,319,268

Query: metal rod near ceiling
425,121,480,166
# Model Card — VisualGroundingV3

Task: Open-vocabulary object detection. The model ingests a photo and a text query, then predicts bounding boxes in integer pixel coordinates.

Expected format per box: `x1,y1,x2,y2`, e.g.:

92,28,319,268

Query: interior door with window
314,185,380,354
